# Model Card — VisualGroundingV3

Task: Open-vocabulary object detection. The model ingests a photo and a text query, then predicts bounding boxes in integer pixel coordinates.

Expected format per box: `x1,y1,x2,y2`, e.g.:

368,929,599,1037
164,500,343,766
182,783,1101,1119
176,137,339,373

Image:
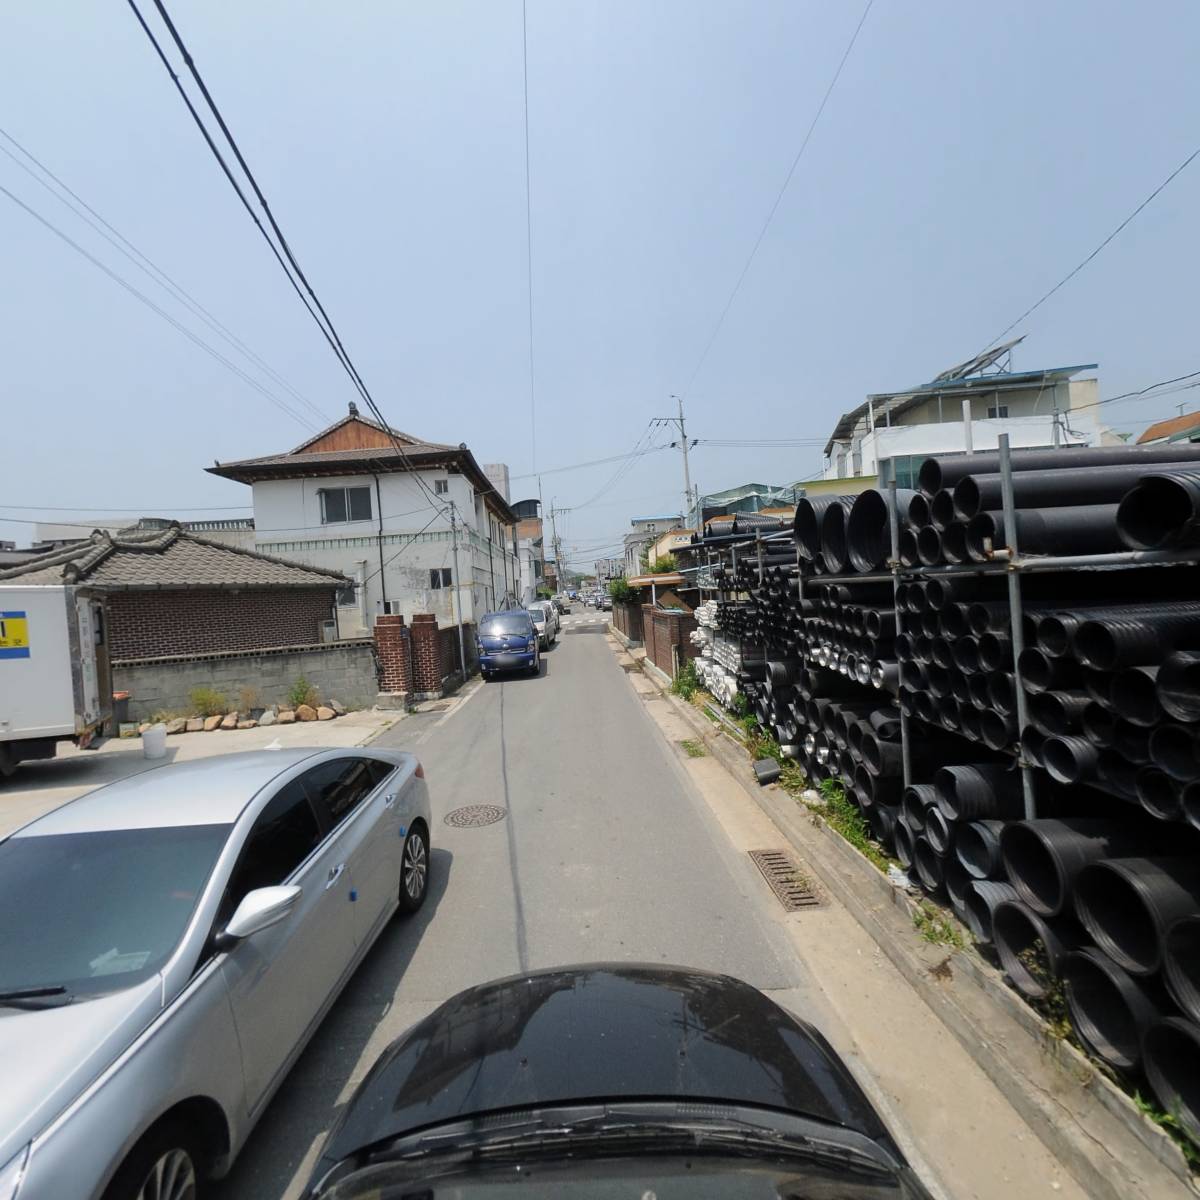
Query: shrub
238,685,261,714
670,658,700,701
288,676,319,709
189,687,228,717
649,553,677,574
608,577,634,603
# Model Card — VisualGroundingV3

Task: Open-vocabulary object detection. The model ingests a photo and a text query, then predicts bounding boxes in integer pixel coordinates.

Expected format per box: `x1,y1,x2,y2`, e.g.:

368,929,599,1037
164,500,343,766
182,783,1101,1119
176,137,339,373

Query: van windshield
480,614,533,637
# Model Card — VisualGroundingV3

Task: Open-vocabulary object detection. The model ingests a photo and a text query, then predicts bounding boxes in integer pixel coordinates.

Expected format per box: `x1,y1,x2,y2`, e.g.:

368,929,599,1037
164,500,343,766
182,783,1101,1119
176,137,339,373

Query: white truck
0,584,112,777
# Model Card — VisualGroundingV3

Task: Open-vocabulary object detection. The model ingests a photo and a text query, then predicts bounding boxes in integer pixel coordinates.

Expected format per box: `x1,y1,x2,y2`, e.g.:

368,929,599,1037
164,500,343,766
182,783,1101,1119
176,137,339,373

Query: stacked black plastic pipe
696,446,1200,1145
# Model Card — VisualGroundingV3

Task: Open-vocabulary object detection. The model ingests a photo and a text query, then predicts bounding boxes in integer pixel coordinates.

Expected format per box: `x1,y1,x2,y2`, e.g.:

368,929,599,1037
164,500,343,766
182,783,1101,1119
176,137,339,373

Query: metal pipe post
449,501,468,679
885,464,912,787
997,435,1036,819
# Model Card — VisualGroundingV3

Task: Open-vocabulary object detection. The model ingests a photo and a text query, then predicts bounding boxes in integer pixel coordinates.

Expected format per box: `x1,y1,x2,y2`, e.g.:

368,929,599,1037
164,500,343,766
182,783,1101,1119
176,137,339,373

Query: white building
822,356,1122,489
207,405,520,636
623,514,682,576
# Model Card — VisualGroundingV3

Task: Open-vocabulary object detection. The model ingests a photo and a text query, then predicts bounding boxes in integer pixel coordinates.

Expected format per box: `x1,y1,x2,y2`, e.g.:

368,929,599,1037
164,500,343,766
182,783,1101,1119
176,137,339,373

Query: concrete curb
628,653,1195,1199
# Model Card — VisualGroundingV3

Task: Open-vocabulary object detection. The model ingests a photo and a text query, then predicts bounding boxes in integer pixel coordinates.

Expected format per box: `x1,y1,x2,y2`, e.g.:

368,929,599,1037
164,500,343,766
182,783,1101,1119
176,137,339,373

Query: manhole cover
444,804,508,828
748,849,820,911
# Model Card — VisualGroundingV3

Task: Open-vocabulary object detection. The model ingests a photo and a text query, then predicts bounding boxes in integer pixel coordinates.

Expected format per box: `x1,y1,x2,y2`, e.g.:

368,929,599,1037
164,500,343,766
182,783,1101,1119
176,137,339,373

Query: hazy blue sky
3,2,1198,566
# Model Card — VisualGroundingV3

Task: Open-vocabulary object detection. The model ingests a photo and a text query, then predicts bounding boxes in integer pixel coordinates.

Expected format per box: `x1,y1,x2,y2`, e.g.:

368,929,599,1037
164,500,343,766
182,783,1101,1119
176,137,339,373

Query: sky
2,1,1198,571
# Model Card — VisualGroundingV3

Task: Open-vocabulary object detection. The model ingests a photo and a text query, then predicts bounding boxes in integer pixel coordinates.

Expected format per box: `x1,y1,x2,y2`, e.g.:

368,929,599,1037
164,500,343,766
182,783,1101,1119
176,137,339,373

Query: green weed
679,738,706,758
189,687,228,717
912,901,964,949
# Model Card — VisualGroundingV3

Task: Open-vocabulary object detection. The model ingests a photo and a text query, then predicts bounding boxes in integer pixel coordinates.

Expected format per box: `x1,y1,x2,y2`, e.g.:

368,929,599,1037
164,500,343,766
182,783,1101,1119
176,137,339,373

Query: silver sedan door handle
384,792,397,809
325,863,346,890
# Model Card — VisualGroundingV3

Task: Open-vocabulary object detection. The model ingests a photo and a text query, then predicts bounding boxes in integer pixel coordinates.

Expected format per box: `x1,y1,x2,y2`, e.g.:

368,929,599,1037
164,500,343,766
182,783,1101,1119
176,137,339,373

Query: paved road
214,619,815,1198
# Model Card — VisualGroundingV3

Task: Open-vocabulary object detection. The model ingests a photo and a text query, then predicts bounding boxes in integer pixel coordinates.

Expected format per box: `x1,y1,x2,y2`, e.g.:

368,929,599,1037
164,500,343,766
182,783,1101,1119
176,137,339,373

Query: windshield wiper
0,986,72,1009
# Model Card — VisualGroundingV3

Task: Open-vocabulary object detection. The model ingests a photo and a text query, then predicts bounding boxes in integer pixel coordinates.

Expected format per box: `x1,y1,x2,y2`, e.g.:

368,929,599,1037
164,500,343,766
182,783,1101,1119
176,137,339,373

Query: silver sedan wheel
137,1149,196,1200
403,832,427,901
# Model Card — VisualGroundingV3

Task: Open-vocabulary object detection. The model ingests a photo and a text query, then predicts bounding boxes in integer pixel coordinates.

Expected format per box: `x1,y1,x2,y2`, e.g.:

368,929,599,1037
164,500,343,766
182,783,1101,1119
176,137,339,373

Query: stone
296,704,318,722
258,710,277,727
165,718,187,735
236,719,257,730
330,699,347,715
203,715,223,732
316,706,335,721
185,717,204,733
219,712,239,730
277,709,297,724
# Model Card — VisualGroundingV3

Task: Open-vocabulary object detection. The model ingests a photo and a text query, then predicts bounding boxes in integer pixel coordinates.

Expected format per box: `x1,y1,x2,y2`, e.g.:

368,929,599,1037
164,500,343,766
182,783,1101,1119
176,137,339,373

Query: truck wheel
0,745,16,779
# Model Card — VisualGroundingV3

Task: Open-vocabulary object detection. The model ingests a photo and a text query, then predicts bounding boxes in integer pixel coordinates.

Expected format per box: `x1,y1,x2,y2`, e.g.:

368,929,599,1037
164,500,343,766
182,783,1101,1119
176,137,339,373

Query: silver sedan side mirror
215,885,301,950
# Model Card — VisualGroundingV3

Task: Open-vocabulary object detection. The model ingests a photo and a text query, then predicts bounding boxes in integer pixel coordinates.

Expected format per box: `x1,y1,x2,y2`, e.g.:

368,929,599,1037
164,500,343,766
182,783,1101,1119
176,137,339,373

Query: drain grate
444,804,508,828
748,849,820,911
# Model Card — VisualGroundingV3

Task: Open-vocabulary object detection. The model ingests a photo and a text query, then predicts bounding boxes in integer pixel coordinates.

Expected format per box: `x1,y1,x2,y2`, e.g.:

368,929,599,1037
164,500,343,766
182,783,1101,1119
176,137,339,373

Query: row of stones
121,700,348,738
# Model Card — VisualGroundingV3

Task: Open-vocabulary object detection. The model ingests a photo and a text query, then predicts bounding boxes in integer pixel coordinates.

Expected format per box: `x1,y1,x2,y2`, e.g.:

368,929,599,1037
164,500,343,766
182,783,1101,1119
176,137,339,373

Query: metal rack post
998,434,1037,819
885,465,912,787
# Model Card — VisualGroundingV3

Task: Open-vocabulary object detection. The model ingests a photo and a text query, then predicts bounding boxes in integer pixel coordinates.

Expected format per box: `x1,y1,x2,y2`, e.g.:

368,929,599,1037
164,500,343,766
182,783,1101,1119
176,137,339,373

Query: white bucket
143,724,168,760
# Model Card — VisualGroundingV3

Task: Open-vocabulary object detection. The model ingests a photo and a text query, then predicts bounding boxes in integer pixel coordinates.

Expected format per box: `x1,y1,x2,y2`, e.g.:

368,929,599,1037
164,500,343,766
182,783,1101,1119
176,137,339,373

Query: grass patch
189,687,228,717
1134,1092,1200,1169
912,901,964,949
809,778,890,872
288,676,319,709
679,738,706,758
670,659,700,701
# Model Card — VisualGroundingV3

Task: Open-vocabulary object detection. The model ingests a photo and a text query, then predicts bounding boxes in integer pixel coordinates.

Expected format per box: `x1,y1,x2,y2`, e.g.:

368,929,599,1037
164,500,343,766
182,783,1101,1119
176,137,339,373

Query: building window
434,479,449,495
987,405,1009,419
335,582,357,607
430,568,452,589
319,486,372,524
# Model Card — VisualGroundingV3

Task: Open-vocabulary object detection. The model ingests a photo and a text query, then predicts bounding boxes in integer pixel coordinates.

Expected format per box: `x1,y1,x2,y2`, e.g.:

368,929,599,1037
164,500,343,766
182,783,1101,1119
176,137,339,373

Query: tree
649,553,677,574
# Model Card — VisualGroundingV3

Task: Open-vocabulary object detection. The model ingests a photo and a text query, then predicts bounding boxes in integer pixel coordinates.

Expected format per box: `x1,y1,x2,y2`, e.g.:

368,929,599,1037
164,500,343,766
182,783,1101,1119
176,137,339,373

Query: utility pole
449,501,468,678
548,500,563,595
655,395,698,526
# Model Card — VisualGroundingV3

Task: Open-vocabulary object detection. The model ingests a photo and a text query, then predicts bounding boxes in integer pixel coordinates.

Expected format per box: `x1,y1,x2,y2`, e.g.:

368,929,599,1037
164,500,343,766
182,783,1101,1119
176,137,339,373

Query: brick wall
613,601,643,644
642,605,698,678
374,614,412,694
107,587,336,661
112,640,377,721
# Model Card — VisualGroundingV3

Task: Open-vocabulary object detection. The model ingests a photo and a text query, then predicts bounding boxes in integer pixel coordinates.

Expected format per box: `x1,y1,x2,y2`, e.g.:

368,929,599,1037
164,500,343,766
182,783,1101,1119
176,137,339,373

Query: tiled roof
0,525,348,590
1137,411,1200,445
287,412,449,454
209,443,456,474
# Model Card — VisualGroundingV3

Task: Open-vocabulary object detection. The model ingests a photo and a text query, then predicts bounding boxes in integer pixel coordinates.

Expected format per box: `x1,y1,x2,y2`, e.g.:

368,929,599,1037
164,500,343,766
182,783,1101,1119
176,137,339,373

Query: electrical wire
0,182,319,431
980,142,1200,353
1070,369,1200,415
681,0,875,395
507,443,672,482
0,126,329,425
565,423,662,511
358,511,444,588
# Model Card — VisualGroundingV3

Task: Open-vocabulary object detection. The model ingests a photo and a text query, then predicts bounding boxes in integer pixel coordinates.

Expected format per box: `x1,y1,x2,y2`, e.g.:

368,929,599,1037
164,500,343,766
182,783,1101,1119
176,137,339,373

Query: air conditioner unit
321,620,337,643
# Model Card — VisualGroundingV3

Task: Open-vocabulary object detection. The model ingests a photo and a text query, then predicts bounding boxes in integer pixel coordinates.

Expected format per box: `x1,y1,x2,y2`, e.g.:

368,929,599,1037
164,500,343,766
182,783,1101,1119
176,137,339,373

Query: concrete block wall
113,640,378,720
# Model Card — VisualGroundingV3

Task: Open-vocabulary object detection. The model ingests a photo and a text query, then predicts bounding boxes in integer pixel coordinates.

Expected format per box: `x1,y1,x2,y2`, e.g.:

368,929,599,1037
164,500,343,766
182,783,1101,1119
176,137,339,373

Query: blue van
477,609,540,679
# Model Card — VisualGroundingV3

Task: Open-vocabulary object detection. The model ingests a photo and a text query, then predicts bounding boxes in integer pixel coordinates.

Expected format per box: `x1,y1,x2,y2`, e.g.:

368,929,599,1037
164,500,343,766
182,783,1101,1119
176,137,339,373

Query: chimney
349,401,359,417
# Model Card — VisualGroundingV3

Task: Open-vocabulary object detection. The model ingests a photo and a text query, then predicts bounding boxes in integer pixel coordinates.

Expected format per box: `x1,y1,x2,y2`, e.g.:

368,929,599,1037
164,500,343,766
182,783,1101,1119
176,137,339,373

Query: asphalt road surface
213,617,818,1198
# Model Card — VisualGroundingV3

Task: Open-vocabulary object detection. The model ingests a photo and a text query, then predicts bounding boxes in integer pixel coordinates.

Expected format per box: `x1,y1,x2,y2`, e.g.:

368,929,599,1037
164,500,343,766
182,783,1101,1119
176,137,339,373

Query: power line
0,182,320,430
682,0,875,395
980,143,1200,353
1070,369,1200,416
508,443,671,482
128,0,451,519
521,0,537,473
0,126,329,425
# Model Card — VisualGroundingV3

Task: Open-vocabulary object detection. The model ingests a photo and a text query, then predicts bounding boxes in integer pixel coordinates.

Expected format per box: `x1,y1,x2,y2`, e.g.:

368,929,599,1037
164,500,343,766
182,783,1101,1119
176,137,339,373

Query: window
300,759,378,829
226,781,322,908
430,567,452,589
336,582,357,607
434,479,449,495
480,613,534,637
320,486,372,524
987,404,1009,419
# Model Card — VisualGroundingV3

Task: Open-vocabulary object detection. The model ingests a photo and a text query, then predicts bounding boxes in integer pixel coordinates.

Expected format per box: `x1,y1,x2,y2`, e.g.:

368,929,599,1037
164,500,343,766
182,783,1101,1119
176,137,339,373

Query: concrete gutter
618,642,1195,1200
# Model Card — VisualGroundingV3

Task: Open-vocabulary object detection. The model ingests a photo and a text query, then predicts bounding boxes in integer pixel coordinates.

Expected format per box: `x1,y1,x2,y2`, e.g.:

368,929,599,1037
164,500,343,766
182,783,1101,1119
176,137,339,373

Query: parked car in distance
0,747,431,1200
527,600,558,647
553,595,569,614
476,609,540,678
600,593,613,611
304,963,934,1199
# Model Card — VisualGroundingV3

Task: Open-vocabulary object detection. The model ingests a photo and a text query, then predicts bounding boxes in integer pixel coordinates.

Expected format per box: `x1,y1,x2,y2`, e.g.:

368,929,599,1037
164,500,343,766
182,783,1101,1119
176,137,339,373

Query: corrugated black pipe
1117,469,1200,549
1135,766,1184,822
1141,1018,1200,1145
929,489,956,531
939,602,972,640
956,819,1006,880
1020,724,1046,768
926,662,952,698
1081,702,1117,747
966,601,1012,636
916,525,943,566
936,695,961,731
1163,914,1200,1025
795,495,852,560
959,704,983,741
931,636,955,669
1073,857,1200,975
1062,948,1162,1071
1083,667,1114,707
964,880,1020,945
1158,651,1200,723
1097,750,1141,801
977,632,1011,672
934,763,1024,821
863,608,896,640
942,521,970,564
1001,818,1152,916
953,637,981,675
992,900,1084,1000
868,803,899,846
872,662,900,695
945,854,972,919
1113,719,1152,764
1028,689,1091,736
918,442,1200,498
1184,781,1200,832
1017,647,1084,695
921,611,941,638
897,527,920,568
913,835,947,897
987,671,1016,714
1149,723,1200,782
893,817,916,870
924,805,954,853
954,459,1200,521
902,784,935,831
905,581,929,614
907,492,931,528
846,488,917,572
1075,607,1200,671
965,505,1123,561
819,498,852,574
963,673,987,708
1108,665,1161,726
979,708,1017,751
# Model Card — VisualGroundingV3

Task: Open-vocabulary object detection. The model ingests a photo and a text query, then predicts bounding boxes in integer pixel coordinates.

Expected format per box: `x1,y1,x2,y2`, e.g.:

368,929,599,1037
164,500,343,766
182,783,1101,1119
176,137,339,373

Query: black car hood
317,963,897,1174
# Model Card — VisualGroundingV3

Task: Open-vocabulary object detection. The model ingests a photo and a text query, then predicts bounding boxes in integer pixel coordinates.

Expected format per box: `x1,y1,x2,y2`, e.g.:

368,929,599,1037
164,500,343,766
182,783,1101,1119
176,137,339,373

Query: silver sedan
0,746,432,1200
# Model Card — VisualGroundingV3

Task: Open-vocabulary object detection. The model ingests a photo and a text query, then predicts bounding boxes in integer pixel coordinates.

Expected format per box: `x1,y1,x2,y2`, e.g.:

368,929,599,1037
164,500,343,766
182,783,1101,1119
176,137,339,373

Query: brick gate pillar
411,613,442,694
373,614,412,700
